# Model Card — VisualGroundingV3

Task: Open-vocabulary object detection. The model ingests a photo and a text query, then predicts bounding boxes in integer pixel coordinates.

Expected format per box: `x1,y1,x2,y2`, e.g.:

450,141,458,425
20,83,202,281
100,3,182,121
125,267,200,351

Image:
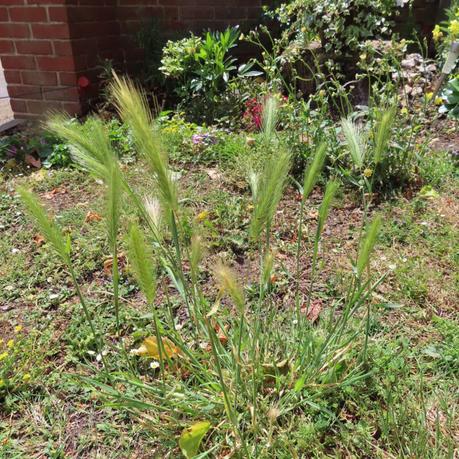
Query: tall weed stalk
21,77,387,457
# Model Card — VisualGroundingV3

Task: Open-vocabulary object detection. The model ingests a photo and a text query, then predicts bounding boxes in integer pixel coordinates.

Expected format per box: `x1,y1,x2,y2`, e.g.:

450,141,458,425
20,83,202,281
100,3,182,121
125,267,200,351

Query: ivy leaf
179,421,211,458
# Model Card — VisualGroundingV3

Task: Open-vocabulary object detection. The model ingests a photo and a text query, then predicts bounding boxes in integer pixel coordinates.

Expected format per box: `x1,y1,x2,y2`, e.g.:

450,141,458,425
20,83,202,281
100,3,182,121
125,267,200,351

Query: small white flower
150,361,160,369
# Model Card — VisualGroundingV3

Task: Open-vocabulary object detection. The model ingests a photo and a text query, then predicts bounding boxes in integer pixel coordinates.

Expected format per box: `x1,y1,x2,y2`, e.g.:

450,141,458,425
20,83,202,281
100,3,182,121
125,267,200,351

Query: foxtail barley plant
21,76,386,458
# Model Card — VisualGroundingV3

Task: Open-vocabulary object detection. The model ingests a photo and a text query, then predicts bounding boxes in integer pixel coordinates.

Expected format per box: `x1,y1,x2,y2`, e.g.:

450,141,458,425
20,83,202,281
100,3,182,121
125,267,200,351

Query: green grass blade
18,187,70,266
341,118,365,168
127,223,156,304
356,215,382,277
303,142,327,200
250,149,291,240
373,105,396,164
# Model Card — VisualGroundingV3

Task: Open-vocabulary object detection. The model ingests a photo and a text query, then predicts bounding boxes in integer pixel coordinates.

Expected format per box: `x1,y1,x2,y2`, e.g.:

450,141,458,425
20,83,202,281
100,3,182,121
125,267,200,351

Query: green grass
1,108,458,459
1,163,457,457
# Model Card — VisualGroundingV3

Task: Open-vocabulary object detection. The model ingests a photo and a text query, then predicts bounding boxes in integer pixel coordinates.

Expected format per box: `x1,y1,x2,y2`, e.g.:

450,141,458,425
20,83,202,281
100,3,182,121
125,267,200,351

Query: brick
10,99,27,114
71,21,120,38
32,23,70,39
214,7,247,20
52,39,74,56
66,6,117,22
0,0,24,4
0,39,14,54
26,99,63,114
180,7,214,20
37,55,76,71
22,70,58,85
0,7,8,21
3,70,21,84
26,0,68,4
58,71,77,86
9,6,47,22
47,6,68,22
16,39,52,55
7,84,43,100
62,101,82,115
43,85,79,101
2,55,36,70
0,23,30,39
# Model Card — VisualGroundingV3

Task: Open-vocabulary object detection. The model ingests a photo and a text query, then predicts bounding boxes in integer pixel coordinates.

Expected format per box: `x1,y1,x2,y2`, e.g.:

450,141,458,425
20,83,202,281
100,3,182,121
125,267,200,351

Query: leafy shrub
160,27,261,123
269,0,402,76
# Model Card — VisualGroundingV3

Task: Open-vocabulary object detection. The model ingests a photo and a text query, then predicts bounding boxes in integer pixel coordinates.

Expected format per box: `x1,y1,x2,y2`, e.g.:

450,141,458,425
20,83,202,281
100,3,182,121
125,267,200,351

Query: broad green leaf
179,421,211,458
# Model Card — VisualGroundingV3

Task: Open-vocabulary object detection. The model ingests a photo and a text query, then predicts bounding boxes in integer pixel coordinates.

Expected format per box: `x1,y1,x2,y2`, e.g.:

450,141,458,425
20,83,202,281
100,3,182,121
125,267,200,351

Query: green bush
268,0,402,78
160,27,261,124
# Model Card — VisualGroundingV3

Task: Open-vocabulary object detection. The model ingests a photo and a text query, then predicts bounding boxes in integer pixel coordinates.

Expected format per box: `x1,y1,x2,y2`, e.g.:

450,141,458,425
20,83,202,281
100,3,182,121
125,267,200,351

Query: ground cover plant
1,1,459,457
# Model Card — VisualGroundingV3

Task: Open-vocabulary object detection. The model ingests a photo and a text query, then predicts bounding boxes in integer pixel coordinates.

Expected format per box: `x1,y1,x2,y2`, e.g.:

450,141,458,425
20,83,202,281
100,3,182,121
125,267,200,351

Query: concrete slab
0,59,14,128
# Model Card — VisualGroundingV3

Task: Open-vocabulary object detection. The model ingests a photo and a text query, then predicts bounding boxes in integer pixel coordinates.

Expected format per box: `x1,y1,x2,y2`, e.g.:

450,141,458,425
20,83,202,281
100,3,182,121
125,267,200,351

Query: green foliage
243,0,406,99
440,77,459,119
17,187,70,265
0,129,72,170
429,316,459,374
160,27,260,123
336,104,415,193
127,224,156,305
0,327,41,397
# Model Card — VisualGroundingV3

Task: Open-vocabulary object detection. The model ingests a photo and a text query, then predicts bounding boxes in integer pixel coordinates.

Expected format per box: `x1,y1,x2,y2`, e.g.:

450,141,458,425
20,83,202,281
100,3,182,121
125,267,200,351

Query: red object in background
243,97,263,130
77,76,90,89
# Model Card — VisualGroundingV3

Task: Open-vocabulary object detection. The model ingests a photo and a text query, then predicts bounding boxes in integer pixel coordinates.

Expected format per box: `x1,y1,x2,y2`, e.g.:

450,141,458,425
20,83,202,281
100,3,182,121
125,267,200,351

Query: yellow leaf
179,421,211,458
131,336,181,360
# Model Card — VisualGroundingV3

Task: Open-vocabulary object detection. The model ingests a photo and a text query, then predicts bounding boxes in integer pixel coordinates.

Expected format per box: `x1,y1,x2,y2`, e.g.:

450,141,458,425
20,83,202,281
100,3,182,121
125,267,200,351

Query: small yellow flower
22,373,31,382
432,24,443,42
7,339,14,349
449,20,459,36
14,325,22,333
401,107,409,115
435,96,443,106
0,379,4,387
363,168,373,178
196,210,209,222
426,92,434,102
0,352,8,361
301,27,307,33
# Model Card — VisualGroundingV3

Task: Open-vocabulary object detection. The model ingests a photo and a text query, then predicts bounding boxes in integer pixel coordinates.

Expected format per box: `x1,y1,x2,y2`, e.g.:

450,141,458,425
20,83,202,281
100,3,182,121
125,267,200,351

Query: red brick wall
0,0,266,119
0,0,82,119
0,0,442,120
